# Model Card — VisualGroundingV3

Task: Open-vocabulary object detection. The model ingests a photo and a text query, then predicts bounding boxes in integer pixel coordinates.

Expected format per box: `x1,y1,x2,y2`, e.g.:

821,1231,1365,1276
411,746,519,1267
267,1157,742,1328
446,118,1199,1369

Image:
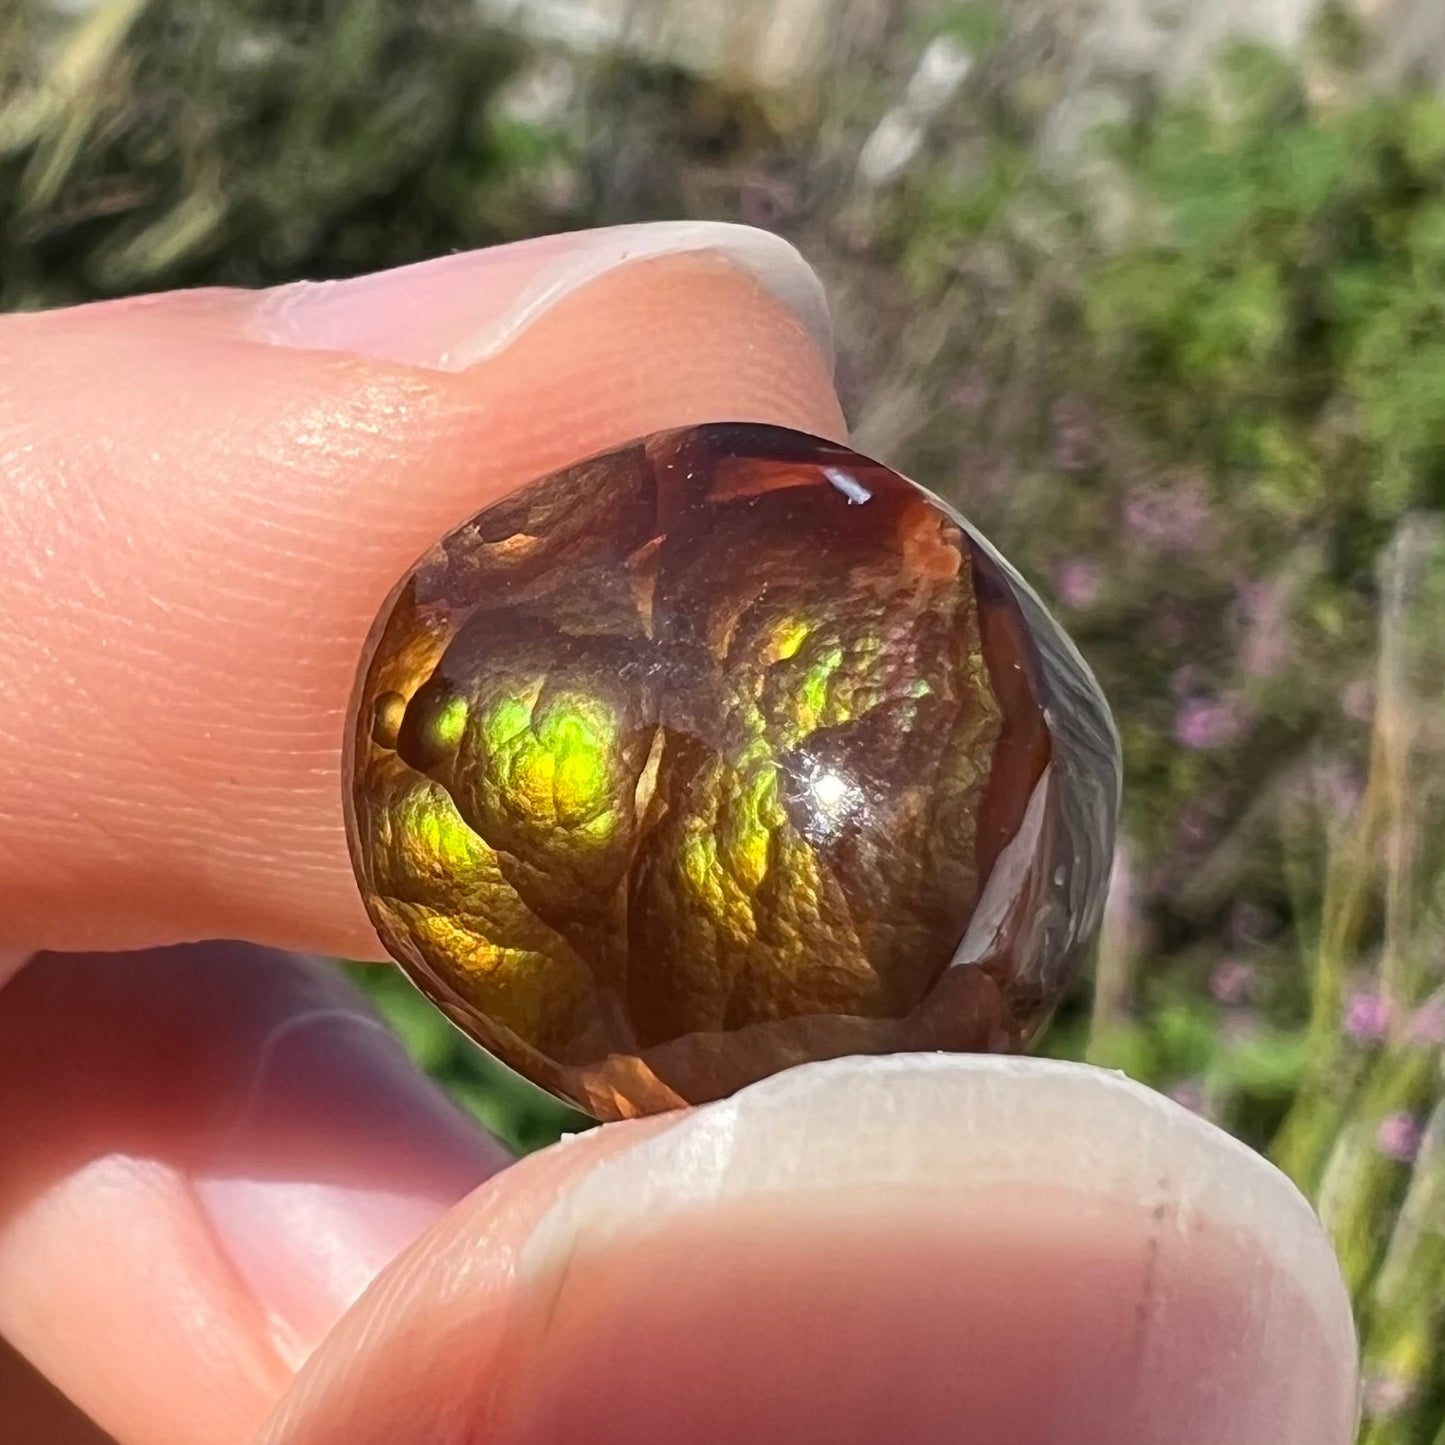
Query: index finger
0,223,844,961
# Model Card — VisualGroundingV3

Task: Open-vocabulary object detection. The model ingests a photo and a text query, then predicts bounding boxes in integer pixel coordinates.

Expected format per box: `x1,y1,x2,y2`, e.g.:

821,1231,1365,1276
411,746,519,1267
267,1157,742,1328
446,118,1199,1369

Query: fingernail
193,962,504,1370
514,1056,1360,1444
246,221,833,372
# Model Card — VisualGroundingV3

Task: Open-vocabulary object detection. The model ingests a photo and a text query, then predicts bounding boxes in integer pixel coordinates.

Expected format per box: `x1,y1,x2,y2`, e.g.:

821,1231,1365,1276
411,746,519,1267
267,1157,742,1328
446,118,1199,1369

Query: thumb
0,222,842,962
257,1055,1360,1445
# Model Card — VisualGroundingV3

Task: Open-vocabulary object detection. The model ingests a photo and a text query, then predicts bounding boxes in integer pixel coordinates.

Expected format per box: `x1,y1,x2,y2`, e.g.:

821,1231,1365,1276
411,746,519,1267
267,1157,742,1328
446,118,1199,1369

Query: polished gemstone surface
345,423,1119,1120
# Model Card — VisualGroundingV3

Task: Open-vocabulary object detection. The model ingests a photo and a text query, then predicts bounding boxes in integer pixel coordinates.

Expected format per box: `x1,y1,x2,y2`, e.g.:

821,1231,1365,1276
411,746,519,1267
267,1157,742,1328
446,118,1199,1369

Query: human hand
0,224,1358,1445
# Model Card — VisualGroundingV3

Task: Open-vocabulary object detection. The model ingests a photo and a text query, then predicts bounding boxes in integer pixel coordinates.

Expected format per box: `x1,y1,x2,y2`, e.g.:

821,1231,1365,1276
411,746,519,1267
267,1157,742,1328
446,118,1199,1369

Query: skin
0,228,1360,1445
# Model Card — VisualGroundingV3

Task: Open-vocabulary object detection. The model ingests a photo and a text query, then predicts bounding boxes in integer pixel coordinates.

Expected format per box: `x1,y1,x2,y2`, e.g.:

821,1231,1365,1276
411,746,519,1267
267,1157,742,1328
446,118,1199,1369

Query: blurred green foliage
1089,46,1445,546
5,0,1445,1436
0,0,578,306
892,13,1445,1436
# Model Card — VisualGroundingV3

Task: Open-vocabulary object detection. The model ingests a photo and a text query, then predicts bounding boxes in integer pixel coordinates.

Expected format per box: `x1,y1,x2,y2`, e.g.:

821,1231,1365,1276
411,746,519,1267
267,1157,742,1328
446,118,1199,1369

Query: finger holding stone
258,1055,1359,1445
0,226,842,961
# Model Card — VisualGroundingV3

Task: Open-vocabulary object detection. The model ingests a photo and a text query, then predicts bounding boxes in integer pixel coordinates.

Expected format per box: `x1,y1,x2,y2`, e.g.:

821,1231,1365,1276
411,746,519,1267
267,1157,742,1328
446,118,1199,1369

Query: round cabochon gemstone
345,423,1120,1120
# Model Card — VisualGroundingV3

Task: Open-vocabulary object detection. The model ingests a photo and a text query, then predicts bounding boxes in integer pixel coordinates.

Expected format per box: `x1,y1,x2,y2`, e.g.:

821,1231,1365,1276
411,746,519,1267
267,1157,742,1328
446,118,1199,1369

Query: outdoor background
5,0,1445,1438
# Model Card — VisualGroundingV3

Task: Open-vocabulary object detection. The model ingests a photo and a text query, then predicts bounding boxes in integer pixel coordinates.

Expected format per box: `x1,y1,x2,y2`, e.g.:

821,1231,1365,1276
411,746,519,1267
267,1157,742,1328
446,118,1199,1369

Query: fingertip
259,1057,1358,1445
0,240,843,958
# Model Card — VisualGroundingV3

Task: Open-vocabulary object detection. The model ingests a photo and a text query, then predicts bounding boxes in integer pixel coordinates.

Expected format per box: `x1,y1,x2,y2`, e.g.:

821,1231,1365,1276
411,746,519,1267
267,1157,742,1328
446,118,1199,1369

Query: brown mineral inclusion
345,424,1120,1120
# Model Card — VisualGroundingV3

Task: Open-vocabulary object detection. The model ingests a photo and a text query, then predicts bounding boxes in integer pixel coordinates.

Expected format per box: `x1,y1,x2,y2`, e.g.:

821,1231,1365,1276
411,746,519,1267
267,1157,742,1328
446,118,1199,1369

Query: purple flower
1344,989,1393,1043
1175,696,1244,750
968,457,1009,501
1240,624,1288,679
1050,395,1097,472
1168,663,1208,699
1313,760,1364,817
1053,557,1101,609
1167,1079,1209,1116
1124,476,1209,551
1375,1111,1424,1163
948,370,990,413
1235,576,1291,678
1234,579,1265,617
738,180,791,230
1149,601,1191,648
1341,678,1374,723
1363,1371,1416,1419
1174,801,1218,851
1226,902,1272,946
1209,960,1255,1005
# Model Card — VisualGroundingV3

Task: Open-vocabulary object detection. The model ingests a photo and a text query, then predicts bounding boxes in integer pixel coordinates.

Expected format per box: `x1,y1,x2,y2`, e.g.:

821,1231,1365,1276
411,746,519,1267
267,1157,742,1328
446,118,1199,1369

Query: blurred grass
0,0,578,306
4,0,1444,1437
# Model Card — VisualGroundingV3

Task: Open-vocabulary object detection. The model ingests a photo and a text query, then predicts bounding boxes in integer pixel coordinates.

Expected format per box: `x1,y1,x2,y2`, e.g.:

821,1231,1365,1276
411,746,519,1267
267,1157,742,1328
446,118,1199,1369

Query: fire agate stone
345,424,1119,1119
